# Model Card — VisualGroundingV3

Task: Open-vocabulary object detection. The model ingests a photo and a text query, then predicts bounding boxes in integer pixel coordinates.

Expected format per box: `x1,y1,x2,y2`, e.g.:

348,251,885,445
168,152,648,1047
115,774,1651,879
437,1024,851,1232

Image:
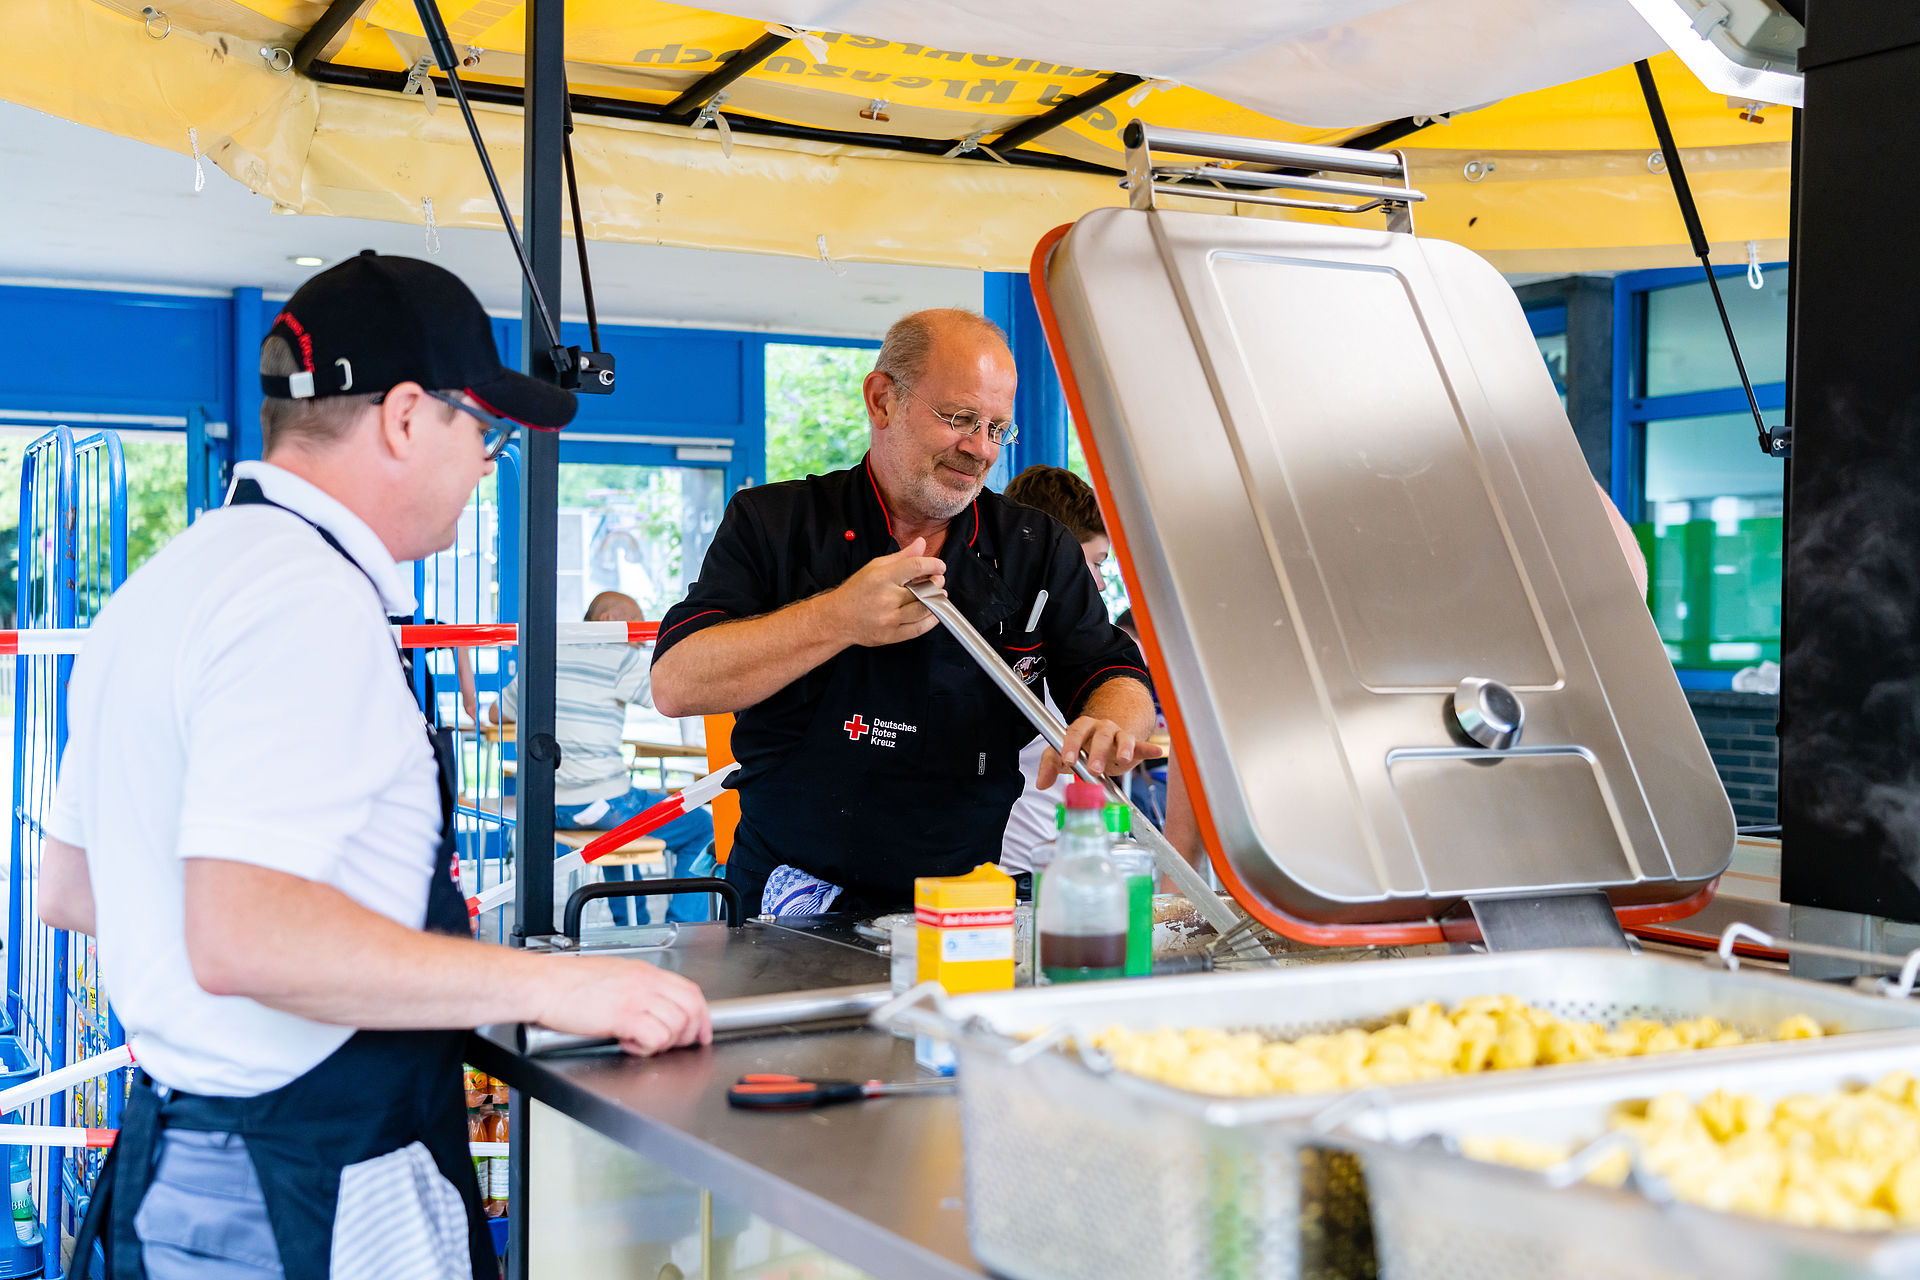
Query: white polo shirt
48,462,443,1097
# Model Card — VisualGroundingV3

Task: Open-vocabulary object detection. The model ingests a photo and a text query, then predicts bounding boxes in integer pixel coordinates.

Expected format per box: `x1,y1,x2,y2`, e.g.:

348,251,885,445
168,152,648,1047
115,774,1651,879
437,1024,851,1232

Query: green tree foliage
765,344,876,484
0,434,188,624
123,440,188,573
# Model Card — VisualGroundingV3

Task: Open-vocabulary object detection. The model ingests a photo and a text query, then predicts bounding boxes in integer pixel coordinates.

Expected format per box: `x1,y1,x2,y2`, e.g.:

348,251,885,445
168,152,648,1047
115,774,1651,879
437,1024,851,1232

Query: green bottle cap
1055,804,1067,830
1103,801,1132,835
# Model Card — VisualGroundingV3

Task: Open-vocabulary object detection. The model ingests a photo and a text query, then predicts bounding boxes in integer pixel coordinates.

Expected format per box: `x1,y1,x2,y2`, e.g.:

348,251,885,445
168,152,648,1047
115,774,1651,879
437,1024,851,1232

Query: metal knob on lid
1451,677,1524,749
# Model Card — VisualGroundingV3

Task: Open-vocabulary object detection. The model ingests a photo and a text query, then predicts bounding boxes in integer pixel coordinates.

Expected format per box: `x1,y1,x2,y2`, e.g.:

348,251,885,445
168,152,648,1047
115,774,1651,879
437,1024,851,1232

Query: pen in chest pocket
1024,589,1048,633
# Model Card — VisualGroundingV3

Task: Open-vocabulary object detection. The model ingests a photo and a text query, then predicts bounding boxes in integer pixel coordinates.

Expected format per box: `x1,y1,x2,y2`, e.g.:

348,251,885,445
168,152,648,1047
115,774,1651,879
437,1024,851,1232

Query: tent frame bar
291,0,366,77
294,27,1431,184
660,31,791,123
302,57,1127,176
989,72,1144,152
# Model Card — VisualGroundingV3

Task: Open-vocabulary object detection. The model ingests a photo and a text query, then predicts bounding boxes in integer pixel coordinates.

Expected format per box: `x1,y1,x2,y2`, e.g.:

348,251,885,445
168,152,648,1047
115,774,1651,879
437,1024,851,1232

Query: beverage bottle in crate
467,1110,490,1206
1104,801,1154,977
8,1146,41,1248
483,1109,509,1218
1038,783,1127,983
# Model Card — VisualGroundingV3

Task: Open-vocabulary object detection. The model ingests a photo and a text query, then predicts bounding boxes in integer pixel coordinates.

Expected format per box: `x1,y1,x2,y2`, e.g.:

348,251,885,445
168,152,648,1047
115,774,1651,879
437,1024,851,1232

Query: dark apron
71,479,491,1280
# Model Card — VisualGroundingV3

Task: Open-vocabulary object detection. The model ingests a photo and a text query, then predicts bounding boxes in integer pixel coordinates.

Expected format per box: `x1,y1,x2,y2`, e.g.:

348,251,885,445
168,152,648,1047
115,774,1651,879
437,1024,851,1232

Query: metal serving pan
1338,1039,1920,1279
880,949,1920,1280
1032,140,1731,942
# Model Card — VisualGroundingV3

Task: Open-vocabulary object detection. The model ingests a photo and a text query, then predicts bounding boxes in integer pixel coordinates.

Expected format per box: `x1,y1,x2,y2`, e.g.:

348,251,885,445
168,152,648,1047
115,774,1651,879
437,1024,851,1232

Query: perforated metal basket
1338,1039,1920,1280
878,949,1920,1280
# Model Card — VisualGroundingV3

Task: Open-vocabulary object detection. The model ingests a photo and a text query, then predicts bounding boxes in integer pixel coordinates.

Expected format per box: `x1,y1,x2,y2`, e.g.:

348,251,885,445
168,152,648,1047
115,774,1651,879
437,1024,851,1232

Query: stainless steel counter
469,920,985,1280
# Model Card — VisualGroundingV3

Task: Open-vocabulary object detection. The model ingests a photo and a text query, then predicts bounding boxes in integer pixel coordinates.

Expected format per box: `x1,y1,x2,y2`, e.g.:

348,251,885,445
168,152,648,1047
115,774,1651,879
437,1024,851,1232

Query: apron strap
66,1142,112,1280
226,477,470,937
68,1072,165,1280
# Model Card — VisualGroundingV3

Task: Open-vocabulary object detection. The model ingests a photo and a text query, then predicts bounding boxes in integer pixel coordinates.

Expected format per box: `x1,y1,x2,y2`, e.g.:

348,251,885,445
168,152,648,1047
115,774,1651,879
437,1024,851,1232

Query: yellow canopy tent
3,0,1788,270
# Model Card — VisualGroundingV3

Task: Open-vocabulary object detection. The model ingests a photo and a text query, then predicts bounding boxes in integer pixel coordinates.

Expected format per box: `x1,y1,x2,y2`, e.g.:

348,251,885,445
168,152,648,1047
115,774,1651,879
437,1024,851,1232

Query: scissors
726,1073,953,1111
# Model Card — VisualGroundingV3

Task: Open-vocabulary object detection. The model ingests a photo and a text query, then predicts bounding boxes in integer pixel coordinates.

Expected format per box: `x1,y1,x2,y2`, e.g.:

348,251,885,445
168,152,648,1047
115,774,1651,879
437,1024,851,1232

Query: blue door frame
1612,263,1789,690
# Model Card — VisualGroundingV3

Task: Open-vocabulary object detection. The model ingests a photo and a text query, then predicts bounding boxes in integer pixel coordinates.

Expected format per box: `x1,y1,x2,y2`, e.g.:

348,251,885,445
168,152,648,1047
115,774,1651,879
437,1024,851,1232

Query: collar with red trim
858,454,981,553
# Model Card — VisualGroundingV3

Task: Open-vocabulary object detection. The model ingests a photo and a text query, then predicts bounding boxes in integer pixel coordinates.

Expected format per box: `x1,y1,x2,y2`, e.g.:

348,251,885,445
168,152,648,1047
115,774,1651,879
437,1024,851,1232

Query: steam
1781,390,1920,891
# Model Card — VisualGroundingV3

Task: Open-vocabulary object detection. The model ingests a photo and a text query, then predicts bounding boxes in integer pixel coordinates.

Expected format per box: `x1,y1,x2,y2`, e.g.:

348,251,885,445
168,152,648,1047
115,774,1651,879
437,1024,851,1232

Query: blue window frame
1613,264,1788,690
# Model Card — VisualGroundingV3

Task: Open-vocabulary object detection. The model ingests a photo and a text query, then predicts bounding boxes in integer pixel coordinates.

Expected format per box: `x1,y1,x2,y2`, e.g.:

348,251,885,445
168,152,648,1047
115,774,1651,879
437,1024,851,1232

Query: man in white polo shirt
38,252,709,1280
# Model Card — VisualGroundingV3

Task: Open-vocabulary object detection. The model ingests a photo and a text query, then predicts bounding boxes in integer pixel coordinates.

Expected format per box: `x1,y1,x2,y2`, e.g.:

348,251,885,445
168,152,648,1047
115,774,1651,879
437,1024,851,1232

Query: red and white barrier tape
467,762,739,917
0,1044,134,1117
0,620,661,657
1,1125,117,1148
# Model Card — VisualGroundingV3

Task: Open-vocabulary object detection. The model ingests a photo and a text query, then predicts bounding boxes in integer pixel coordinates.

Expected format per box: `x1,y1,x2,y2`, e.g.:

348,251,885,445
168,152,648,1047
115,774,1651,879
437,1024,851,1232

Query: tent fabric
727,0,1669,129
2,0,1788,270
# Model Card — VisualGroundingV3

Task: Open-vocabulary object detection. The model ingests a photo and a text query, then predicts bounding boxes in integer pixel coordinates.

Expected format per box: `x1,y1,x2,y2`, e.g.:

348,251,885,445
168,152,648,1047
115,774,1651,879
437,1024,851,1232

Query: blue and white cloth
761,864,844,916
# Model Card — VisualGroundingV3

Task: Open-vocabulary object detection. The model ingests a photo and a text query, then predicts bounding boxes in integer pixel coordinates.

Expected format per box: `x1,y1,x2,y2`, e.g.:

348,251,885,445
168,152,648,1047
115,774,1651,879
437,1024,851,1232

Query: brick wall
1684,690,1779,828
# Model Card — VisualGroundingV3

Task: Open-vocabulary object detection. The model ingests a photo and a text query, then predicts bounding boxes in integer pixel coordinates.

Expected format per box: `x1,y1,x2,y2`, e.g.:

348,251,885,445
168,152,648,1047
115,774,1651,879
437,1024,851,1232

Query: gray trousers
133,1130,285,1279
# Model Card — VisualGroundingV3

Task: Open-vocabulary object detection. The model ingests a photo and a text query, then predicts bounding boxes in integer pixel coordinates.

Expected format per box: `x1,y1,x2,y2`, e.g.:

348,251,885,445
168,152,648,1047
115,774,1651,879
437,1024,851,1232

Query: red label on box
914,906,1016,929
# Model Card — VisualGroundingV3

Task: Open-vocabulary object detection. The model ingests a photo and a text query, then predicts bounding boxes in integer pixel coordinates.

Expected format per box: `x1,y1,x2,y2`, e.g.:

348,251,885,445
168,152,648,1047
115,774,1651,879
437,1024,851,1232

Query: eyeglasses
424,390,519,461
371,388,520,460
896,381,1019,447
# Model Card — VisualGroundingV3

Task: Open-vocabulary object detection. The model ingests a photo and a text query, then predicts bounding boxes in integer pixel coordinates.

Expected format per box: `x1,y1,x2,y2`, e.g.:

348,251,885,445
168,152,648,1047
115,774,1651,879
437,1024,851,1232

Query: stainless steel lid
1038,205,1733,932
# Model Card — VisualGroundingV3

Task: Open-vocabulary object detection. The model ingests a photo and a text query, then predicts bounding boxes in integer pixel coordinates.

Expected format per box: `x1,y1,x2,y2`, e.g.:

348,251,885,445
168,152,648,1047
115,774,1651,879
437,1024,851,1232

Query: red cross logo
844,714,870,741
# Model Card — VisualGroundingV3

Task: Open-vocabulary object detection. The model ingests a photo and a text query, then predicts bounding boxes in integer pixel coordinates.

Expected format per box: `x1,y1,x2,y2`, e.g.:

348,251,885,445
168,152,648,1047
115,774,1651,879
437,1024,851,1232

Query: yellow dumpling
1470,1072,1920,1234
1774,1013,1825,1040
1088,997,1832,1099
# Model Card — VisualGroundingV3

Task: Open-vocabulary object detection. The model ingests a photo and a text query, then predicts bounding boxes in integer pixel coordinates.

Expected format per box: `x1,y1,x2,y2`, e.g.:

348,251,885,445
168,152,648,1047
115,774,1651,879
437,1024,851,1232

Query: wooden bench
554,830,668,874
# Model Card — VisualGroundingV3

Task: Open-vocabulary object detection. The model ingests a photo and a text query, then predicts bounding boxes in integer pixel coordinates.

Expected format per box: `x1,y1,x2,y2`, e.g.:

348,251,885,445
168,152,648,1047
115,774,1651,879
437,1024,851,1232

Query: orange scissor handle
727,1074,870,1110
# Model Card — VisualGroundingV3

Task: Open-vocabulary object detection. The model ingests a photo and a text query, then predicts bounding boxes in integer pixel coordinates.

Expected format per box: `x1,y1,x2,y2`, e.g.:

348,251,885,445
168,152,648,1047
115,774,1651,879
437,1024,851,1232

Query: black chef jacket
653,456,1151,908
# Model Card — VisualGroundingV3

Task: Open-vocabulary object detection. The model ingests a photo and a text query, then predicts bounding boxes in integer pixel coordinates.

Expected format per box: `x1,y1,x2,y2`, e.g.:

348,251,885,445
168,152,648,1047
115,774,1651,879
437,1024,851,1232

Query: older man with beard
651,310,1157,915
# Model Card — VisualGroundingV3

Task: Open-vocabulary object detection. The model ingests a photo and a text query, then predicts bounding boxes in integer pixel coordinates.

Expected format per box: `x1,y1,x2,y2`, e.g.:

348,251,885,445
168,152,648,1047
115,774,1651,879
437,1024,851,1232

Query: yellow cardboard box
915,864,1015,995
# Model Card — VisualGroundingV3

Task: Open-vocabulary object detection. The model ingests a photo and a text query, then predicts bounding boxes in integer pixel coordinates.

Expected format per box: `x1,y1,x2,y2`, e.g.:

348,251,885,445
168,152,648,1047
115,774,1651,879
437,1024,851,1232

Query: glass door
557,461,728,747
556,462,727,623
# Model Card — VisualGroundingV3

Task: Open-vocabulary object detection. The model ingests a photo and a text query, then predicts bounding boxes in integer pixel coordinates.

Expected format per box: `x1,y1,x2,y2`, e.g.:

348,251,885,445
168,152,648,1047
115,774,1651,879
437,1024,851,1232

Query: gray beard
905,470,981,521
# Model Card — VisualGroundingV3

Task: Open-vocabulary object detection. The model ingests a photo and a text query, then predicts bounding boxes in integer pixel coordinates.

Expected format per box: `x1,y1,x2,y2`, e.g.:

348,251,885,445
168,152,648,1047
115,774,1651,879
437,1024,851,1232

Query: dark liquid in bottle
1040,931,1127,983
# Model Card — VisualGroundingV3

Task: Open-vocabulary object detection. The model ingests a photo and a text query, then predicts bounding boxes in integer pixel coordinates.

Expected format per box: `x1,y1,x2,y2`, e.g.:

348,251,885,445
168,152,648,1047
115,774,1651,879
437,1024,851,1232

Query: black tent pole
514,0,565,950
508,1,563,1268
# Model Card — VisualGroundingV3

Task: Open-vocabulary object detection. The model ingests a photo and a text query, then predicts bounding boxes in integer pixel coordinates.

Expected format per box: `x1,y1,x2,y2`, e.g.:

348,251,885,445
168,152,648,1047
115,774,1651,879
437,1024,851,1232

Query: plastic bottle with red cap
1037,781,1129,983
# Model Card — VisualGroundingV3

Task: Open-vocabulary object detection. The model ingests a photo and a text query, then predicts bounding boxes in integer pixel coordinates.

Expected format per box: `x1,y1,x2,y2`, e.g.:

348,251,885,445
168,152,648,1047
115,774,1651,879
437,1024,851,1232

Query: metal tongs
906,580,1270,963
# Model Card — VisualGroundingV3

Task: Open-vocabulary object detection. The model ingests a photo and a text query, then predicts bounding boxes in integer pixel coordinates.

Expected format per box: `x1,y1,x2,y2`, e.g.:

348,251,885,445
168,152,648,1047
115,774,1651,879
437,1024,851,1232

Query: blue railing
415,448,521,944
6,427,129,1278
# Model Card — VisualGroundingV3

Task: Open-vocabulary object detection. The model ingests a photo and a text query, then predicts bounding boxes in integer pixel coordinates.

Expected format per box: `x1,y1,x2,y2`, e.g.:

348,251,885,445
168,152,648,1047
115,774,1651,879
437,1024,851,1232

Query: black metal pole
514,0,563,946
300,60,1126,178
989,73,1144,152
290,0,363,77
1634,59,1772,455
660,31,791,123
509,0,564,1273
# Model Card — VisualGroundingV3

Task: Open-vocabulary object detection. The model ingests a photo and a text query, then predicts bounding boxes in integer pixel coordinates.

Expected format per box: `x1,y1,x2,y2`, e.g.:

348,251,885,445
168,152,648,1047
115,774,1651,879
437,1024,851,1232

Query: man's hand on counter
539,958,713,1057
833,537,948,648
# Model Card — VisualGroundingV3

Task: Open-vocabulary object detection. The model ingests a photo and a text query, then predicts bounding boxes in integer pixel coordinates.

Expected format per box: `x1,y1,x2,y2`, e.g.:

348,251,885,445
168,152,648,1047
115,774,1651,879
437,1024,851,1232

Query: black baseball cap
261,250,577,431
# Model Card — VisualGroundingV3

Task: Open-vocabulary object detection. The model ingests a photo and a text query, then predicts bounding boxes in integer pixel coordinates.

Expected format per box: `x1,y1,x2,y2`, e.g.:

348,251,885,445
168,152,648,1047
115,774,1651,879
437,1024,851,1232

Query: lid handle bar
1123,120,1425,228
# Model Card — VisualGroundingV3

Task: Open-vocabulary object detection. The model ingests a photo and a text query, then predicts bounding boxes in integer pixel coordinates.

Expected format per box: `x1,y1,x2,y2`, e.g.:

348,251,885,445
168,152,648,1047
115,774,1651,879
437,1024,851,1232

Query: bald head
585,591,644,623
873,310,1011,388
